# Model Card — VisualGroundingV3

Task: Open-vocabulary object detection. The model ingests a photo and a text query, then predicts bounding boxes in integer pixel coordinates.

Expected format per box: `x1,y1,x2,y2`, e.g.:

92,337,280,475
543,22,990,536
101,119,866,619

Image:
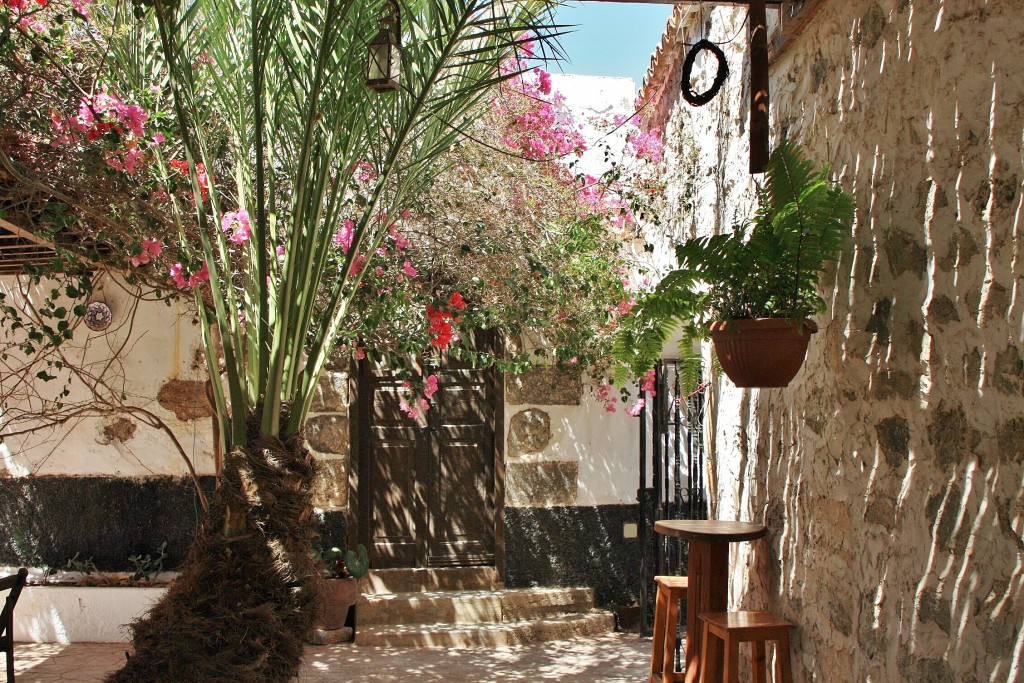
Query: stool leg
722,634,740,683
651,585,668,678
776,631,793,683
698,623,721,683
751,641,766,683
663,592,681,683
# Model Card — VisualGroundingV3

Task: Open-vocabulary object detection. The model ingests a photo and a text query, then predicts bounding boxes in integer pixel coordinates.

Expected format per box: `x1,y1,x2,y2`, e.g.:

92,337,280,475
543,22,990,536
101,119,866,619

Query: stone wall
645,1,1024,680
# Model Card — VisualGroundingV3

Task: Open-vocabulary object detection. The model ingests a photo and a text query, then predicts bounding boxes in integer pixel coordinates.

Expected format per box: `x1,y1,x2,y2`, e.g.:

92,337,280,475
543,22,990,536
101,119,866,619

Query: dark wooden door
356,336,500,568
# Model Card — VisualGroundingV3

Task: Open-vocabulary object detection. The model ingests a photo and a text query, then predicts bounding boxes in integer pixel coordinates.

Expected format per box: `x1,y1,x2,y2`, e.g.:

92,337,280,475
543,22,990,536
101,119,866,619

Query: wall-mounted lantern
367,0,402,93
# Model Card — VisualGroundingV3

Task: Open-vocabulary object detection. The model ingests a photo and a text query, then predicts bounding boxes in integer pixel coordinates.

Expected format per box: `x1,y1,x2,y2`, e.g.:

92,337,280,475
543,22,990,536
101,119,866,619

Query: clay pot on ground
708,318,817,388
317,577,358,630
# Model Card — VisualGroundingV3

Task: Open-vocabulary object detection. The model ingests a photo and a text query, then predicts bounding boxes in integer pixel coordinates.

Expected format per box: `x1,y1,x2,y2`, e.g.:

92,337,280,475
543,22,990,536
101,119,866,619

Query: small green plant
128,541,168,583
320,543,370,580
64,552,98,575
344,544,370,580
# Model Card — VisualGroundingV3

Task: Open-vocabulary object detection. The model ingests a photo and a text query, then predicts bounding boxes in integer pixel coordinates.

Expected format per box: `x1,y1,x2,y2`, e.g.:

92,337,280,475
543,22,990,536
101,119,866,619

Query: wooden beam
748,0,769,173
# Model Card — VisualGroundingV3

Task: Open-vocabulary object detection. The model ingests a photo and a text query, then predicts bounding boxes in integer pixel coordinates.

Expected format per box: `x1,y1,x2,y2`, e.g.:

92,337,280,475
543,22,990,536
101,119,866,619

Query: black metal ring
681,39,729,107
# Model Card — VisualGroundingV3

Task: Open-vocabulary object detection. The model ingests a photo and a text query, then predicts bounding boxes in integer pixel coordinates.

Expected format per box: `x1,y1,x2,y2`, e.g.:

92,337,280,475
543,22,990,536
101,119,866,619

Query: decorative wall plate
84,301,113,331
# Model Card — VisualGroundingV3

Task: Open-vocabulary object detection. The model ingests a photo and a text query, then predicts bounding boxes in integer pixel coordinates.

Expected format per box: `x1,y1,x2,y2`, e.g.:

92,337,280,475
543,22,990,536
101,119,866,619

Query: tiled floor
11,632,653,682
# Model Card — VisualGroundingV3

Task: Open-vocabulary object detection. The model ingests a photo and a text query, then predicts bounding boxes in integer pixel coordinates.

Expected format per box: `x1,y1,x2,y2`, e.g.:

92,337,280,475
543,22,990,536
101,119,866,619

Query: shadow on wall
705,0,1024,680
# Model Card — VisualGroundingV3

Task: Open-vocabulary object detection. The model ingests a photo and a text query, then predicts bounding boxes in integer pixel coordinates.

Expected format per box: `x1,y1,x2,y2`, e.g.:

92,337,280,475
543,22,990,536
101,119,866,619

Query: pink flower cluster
130,238,163,267
51,91,152,174
640,368,657,397
221,209,251,244
495,63,586,161
626,127,664,164
399,375,440,420
170,261,209,289
596,383,618,413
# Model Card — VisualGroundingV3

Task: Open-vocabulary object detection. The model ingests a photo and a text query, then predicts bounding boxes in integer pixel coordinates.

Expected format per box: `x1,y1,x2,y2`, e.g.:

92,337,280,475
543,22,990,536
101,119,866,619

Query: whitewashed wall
0,274,215,477
647,1,1024,680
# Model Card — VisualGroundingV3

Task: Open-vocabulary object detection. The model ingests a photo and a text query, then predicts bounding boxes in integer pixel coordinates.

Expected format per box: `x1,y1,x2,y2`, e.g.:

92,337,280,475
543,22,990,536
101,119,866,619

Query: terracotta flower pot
708,318,817,388
317,577,358,630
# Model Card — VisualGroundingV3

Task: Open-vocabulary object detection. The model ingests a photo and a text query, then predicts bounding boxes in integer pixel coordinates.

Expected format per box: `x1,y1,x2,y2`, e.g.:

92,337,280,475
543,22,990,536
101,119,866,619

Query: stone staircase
354,567,616,647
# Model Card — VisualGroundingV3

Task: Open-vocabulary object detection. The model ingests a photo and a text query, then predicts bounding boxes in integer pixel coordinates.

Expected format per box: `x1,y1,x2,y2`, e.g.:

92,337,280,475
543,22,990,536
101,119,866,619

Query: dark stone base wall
0,475,352,572
504,504,642,609
0,476,215,571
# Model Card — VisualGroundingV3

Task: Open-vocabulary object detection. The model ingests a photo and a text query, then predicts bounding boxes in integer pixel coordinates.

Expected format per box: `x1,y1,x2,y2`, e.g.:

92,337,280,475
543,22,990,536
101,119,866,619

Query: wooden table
654,520,768,683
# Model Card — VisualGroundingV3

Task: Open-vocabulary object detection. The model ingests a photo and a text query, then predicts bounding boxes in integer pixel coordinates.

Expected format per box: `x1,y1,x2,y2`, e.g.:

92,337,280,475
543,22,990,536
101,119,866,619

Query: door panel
358,335,499,569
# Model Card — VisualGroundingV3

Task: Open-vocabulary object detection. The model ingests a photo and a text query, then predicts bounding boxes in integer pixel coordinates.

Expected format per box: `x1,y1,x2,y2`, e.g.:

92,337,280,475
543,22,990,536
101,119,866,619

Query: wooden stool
650,575,688,683
697,611,794,683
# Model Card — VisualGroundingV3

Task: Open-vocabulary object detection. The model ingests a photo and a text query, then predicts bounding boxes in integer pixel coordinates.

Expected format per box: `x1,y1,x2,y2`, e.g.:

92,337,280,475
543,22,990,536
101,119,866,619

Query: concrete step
359,567,500,594
358,587,596,626
354,611,616,648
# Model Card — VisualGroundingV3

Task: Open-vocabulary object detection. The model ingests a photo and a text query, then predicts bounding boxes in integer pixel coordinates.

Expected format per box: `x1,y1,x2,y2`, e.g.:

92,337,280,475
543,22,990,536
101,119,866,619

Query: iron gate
638,359,708,639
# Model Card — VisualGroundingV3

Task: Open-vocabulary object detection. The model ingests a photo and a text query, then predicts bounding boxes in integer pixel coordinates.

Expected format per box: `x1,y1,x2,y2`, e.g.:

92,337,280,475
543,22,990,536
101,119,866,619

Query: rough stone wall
649,1,1024,680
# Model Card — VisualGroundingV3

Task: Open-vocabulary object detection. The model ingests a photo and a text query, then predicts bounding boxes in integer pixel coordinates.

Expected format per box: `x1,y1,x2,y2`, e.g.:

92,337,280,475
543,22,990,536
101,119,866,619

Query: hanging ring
681,39,729,107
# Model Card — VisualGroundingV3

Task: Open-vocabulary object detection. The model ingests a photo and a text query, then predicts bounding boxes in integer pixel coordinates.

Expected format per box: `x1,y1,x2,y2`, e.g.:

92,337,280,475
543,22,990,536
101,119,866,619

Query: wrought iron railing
638,359,709,640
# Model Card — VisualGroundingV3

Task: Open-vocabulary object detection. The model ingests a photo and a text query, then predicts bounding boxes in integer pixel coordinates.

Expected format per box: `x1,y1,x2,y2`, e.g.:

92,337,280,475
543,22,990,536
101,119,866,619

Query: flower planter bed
13,577,172,643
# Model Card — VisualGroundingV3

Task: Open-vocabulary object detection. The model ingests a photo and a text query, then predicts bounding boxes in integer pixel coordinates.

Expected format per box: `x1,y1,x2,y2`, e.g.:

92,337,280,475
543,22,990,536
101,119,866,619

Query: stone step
358,587,596,626
359,567,500,594
354,611,616,648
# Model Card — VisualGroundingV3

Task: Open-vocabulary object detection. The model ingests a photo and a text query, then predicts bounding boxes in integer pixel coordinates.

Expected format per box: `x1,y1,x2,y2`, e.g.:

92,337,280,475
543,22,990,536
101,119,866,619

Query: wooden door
355,335,501,569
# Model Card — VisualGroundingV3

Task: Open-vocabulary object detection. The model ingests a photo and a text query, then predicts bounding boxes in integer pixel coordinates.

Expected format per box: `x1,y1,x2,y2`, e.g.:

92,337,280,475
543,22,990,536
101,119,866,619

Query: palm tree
103,0,555,679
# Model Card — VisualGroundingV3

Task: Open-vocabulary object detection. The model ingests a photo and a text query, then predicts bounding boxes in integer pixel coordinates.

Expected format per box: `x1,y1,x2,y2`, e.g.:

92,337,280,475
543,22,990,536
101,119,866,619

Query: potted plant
316,544,369,632
617,142,854,387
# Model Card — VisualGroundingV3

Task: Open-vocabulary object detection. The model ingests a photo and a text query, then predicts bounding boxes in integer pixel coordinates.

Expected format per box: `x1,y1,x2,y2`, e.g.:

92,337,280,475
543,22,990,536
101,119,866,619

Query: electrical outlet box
623,522,638,539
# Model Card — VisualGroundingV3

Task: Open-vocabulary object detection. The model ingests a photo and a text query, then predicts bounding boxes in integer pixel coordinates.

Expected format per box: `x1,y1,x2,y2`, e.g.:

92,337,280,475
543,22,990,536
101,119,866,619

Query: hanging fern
614,142,854,379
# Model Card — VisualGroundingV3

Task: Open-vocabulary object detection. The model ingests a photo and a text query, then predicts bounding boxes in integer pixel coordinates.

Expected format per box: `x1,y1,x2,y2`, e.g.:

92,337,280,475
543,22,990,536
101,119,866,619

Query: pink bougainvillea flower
130,237,163,267
70,0,90,18
627,399,645,417
187,261,210,288
424,375,439,399
221,210,251,244
355,346,366,360
333,219,355,253
353,160,377,182
169,263,187,288
641,368,657,397
152,133,166,145
417,397,431,413
535,68,552,95
390,227,410,250
401,261,418,278
276,245,286,257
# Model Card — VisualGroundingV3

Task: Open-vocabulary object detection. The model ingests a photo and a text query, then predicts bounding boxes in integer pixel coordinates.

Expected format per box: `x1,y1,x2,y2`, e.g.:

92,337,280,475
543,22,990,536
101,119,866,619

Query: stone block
157,379,212,421
506,367,582,406
927,404,980,467
306,415,350,456
311,371,349,413
508,409,551,455
100,418,137,444
309,626,353,645
505,460,578,507
312,458,348,510
875,416,909,467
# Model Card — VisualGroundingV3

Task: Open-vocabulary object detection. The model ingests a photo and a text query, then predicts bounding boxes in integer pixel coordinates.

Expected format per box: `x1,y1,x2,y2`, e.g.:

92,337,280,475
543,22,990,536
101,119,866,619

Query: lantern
367,0,401,93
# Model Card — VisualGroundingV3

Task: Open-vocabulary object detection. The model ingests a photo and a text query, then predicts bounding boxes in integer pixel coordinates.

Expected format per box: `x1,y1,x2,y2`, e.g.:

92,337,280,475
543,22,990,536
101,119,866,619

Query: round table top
654,519,768,542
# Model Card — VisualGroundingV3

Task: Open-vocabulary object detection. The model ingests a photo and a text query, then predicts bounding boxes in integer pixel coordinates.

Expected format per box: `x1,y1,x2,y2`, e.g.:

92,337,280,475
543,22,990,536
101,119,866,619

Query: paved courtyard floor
11,632,653,682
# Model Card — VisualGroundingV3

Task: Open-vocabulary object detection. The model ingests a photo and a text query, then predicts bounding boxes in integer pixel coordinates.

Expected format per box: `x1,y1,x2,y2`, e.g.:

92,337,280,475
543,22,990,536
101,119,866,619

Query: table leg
684,540,729,683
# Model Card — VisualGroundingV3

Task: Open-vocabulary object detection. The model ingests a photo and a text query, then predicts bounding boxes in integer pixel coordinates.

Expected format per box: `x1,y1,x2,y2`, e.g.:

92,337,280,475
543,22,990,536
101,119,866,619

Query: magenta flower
333,220,355,253
628,399,645,417
222,210,252,244
424,375,439,399
401,261,418,278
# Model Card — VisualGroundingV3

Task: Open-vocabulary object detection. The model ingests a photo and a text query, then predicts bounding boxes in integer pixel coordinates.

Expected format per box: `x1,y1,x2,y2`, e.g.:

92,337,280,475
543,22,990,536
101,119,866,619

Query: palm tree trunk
108,418,322,682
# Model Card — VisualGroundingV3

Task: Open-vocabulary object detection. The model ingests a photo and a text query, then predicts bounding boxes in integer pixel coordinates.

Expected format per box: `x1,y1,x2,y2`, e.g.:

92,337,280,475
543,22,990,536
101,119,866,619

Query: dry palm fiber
108,419,322,683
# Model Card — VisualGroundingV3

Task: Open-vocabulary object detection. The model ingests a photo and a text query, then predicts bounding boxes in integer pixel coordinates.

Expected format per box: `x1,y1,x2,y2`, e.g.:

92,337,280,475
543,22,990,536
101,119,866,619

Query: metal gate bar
638,360,708,642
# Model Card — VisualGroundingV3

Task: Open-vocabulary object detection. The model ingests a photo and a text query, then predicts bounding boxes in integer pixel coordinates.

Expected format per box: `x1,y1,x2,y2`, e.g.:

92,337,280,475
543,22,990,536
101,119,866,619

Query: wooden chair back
0,568,28,683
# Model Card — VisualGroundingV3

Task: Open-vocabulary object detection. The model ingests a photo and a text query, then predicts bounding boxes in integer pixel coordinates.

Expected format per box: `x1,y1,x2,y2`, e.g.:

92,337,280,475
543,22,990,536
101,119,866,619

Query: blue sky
548,2,673,87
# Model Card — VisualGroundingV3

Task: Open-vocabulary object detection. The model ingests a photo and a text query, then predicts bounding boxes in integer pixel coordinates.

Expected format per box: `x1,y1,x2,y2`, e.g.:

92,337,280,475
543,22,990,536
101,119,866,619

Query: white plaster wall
14,586,167,642
549,73,637,180
652,1,1024,680
506,386,640,506
0,273,215,477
